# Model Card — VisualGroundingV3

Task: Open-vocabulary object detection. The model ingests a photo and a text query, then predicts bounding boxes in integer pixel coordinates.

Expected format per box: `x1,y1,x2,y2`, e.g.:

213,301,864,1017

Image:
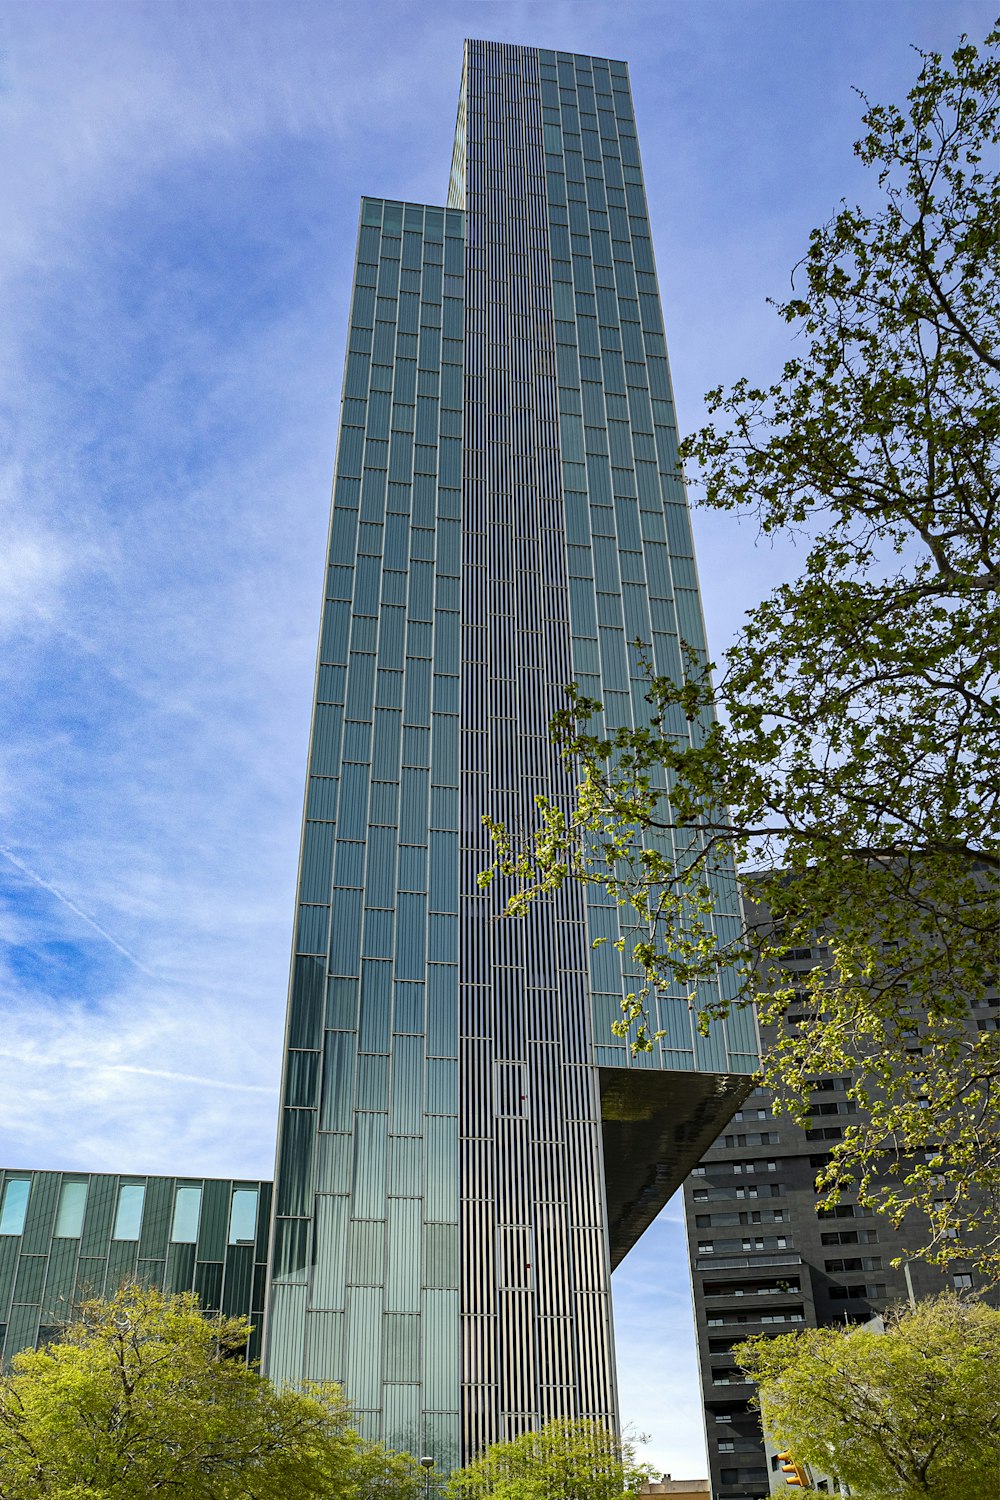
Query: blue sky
1,0,994,1476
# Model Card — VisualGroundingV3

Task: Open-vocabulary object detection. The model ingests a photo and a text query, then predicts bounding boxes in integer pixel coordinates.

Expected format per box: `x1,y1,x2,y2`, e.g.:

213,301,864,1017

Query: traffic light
776,1450,809,1487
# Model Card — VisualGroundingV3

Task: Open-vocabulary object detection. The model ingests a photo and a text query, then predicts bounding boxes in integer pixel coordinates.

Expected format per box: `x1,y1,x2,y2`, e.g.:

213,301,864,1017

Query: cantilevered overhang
600,1067,754,1268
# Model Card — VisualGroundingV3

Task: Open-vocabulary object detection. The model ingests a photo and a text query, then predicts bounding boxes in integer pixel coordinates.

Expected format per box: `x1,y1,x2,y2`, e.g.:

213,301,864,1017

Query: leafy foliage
444,1419,651,1500
734,1294,1000,1500
0,1284,424,1500
481,24,1000,1271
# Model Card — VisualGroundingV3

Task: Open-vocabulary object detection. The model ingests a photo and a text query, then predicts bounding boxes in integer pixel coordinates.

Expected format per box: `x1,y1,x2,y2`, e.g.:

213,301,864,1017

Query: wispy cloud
0,1046,272,1097
0,524,74,637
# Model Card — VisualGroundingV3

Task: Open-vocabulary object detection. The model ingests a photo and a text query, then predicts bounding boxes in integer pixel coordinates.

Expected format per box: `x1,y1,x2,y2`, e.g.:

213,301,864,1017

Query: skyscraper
264,39,757,1467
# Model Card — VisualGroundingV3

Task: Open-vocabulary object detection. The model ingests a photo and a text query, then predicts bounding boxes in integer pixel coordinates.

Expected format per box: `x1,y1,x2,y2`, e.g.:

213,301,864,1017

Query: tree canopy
444,1418,651,1500
733,1294,1000,1500
0,1284,424,1500
481,22,1000,1272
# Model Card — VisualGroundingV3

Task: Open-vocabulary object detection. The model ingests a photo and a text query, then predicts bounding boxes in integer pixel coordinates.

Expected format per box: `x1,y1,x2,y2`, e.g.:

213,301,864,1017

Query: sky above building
0,0,994,1476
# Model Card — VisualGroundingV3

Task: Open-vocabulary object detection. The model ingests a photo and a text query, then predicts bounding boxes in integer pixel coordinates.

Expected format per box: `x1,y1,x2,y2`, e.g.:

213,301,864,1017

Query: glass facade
265,197,465,1462
265,39,758,1465
0,1171,271,1365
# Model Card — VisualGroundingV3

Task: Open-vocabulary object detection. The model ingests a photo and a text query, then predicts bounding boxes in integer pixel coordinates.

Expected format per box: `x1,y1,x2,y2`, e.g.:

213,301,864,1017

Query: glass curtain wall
265,199,466,1469
528,44,756,1074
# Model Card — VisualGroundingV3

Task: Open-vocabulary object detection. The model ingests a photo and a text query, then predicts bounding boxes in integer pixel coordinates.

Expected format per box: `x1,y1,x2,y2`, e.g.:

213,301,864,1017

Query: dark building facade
263,39,756,1467
683,946,1000,1500
0,1171,271,1365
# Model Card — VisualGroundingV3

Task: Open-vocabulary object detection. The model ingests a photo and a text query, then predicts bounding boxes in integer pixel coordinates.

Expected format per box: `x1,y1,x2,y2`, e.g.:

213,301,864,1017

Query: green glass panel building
265,39,757,1467
0,1171,271,1363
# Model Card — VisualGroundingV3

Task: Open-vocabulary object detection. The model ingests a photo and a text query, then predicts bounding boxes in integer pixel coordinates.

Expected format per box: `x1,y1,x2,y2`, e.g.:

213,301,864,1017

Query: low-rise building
0,1170,271,1364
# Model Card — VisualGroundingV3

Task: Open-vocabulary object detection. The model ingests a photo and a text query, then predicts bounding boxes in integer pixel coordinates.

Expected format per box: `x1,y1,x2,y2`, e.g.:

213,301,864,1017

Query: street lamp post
420,1454,434,1500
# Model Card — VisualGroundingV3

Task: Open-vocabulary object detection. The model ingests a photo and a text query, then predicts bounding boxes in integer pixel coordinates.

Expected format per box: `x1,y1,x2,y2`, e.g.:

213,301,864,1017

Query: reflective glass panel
54,1180,88,1238
171,1186,202,1243
229,1188,259,1244
0,1178,30,1236
112,1183,145,1241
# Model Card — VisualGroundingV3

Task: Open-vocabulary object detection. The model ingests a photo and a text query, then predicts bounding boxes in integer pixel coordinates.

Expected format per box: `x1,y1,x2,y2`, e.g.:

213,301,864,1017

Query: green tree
481,23,1000,1272
734,1295,1000,1500
0,1283,424,1500
444,1419,651,1500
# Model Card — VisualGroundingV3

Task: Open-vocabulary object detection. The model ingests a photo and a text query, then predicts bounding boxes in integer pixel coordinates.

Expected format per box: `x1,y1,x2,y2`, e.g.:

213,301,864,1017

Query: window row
694,1206,787,1225
0,1179,258,1246
706,1311,804,1328
698,1238,790,1254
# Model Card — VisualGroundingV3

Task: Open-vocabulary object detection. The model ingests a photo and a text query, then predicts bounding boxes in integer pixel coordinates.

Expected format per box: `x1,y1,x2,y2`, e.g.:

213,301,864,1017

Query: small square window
54,1180,88,1238
0,1178,30,1236
171,1186,202,1244
229,1189,259,1244
113,1183,145,1241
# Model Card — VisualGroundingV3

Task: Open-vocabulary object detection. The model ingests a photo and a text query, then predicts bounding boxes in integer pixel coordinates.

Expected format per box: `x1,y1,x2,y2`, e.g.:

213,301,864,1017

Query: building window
54,1180,88,1238
718,1440,735,1451
953,1273,973,1289
229,1188,259,1244
171,1186,202,1244
112,1183,145,1241
0,1178,30,1236
699,1242,714,1253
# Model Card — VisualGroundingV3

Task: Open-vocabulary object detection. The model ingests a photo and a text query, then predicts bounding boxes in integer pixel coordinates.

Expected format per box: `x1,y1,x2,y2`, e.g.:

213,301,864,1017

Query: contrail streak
106,1063,273,1094
0,1049,273,1095
0,844,157,978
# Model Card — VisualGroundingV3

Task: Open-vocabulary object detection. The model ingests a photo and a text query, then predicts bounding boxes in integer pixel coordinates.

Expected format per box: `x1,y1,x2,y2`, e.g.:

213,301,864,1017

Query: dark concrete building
683,942,1000,1500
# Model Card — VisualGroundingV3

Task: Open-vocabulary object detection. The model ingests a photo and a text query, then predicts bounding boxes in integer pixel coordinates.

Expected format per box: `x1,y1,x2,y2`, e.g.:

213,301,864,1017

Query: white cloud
0,977,281,1179
0,515,77,637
